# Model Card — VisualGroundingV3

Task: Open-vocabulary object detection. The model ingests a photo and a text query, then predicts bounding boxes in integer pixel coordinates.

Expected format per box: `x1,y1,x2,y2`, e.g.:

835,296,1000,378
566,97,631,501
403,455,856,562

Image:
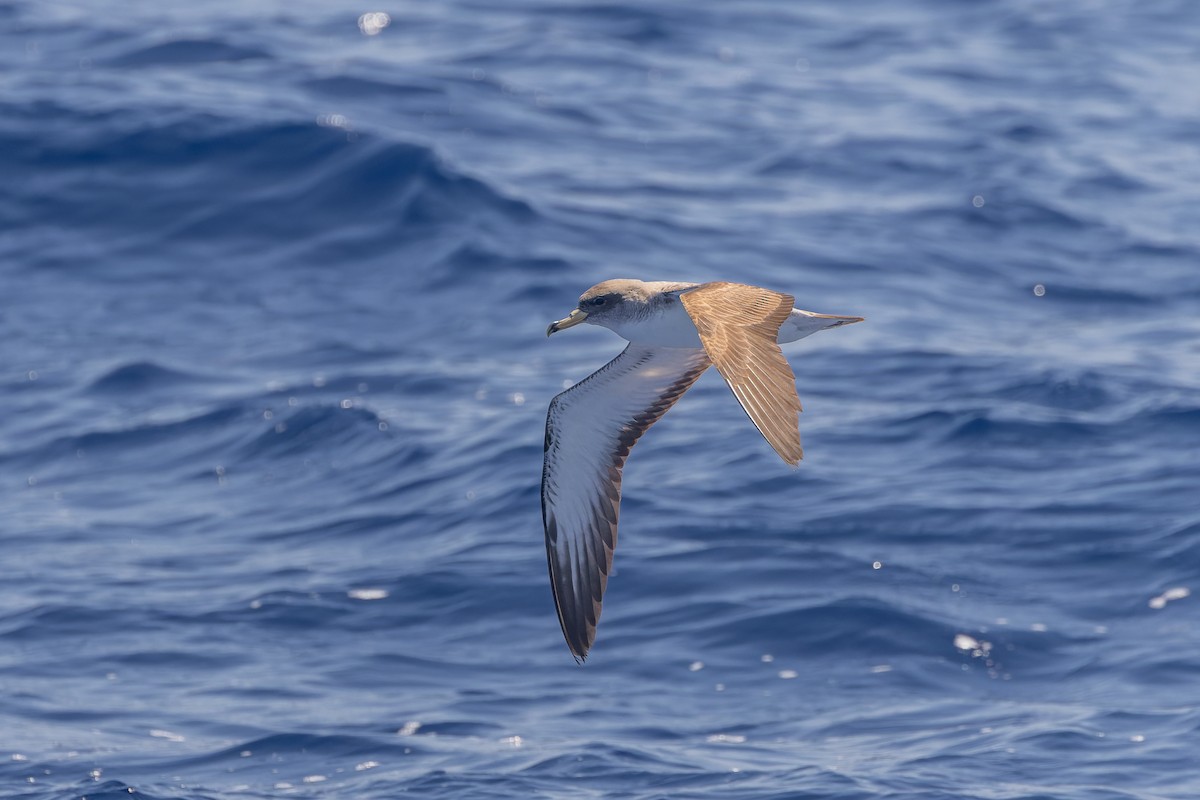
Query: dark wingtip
568,632,591,663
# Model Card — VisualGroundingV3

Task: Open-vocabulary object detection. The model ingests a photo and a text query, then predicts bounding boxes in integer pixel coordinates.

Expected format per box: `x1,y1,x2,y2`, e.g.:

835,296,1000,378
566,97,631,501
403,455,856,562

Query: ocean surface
2,0,1199,797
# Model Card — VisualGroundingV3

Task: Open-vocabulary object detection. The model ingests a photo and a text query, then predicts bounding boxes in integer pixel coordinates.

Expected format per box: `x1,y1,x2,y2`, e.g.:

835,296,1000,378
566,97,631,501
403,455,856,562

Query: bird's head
546,280,653,336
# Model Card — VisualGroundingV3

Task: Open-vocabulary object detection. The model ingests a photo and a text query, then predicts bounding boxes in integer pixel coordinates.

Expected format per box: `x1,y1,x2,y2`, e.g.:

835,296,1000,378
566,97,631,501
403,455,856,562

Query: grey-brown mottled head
546,279,691,336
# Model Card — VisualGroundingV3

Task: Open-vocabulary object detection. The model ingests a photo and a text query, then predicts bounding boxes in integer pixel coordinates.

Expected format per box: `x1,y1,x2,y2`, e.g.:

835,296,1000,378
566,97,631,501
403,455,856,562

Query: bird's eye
591,297,607,307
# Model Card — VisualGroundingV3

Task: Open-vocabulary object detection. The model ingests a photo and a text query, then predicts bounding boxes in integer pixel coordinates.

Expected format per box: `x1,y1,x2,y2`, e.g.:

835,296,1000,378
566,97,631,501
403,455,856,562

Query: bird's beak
546,309,588,337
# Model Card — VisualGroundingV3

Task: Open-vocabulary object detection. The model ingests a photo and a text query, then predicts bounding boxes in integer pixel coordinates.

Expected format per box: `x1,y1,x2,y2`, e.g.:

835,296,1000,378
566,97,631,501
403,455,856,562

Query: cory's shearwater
542,279,862,660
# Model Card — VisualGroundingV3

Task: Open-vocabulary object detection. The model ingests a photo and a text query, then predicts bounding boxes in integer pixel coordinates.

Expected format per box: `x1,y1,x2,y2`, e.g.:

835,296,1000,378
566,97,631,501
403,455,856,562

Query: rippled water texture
2,1,1199,798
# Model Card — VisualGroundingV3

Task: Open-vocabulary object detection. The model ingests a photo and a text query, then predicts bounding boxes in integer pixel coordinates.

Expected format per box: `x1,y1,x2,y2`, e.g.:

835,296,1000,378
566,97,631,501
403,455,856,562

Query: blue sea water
2,0,1200,797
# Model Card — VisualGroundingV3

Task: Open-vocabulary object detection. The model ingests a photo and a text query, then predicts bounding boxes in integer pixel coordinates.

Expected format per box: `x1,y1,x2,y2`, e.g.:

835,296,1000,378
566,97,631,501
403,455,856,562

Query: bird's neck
607,293,704,349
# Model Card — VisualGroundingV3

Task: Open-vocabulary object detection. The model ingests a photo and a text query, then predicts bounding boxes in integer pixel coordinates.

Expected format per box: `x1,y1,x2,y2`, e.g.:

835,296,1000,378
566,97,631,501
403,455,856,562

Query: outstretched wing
542,343,711,660
680,282,803,465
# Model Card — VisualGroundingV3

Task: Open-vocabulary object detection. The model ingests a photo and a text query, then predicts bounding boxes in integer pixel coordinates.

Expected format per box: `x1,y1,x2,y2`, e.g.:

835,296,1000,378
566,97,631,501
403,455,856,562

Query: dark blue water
3,0,1199,797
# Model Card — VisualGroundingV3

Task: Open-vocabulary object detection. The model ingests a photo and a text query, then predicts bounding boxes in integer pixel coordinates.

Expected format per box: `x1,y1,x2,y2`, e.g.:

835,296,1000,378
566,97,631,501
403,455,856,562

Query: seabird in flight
542,280,862,660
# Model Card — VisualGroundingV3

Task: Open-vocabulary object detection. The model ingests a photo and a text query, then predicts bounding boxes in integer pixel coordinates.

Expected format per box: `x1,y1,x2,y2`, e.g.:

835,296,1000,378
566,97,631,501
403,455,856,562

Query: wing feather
680,282,804,465
542,344,711,660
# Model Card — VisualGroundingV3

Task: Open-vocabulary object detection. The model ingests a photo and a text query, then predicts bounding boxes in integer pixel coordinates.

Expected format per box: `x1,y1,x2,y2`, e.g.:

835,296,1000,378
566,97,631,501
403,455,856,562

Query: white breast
606,300,704,348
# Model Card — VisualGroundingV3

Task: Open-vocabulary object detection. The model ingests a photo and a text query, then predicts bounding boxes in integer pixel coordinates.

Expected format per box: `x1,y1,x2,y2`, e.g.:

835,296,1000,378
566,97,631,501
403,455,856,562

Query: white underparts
602,301,704,348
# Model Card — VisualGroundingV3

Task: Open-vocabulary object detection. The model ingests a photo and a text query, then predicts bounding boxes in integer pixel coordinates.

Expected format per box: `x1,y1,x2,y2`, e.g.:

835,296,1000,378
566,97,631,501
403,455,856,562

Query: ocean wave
239,404,391,460
945,413,1101,445
304,74,445,100
697,597,957,657
534,4,682,44
1,405,245,469
174,732,413,768
106,38,271,67
69,781,202,800
4,108,538,260
992,370,1113,410
86,361,207,394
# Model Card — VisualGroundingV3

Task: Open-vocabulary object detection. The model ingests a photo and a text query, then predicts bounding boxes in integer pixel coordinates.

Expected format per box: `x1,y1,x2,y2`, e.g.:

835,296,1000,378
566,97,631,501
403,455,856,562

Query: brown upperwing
679,282,803,465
